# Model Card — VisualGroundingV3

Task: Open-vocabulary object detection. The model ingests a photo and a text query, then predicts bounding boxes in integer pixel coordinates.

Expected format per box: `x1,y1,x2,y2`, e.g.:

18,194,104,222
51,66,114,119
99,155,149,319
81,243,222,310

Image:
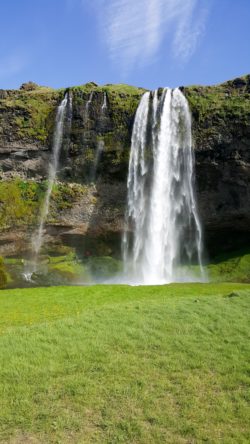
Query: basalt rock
184,75,250,254
0,77,249,258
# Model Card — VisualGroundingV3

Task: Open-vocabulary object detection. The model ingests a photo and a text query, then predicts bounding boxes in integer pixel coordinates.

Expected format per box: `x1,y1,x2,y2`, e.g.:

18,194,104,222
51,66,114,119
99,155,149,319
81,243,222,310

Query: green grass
185,76,250,125
208,252,250,282
0,283,249,443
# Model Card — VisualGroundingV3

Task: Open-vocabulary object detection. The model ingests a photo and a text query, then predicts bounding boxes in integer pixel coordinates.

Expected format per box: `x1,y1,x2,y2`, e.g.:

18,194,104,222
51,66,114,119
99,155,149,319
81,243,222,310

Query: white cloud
173,2,209,61
86,0,210,70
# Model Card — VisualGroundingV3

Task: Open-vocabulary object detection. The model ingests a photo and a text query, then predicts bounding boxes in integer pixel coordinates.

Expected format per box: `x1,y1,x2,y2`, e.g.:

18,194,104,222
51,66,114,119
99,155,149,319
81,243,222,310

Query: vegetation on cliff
0,85,59,144
0,75,249,159
0,180,41,227
0,81,144,151
184,75,250,150
0,75,249,183
0,179,88,228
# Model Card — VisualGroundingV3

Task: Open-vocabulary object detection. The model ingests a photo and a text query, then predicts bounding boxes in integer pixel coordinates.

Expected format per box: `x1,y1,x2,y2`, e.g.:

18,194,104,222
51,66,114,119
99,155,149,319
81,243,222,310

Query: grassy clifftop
0,75,249,155
186,74,250,115
0,84,59,144
0,81,144,147
184,75,250,151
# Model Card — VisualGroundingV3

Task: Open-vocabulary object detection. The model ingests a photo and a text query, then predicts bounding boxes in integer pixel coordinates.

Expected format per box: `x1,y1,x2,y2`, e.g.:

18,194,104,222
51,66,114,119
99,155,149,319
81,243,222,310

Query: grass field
0,283,249,443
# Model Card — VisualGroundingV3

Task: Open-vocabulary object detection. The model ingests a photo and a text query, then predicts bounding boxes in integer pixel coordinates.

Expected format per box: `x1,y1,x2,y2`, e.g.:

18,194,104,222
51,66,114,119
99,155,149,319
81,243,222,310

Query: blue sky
0,0,249,90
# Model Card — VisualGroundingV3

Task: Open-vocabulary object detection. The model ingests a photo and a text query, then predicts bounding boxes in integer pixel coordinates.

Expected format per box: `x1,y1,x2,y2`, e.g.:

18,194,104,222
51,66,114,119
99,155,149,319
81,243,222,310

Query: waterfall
90,92,107,182
68,92,73,124
30,93,69,272
102,92,107,111
86,91,93,116
91,140,104,182
123,88,204,285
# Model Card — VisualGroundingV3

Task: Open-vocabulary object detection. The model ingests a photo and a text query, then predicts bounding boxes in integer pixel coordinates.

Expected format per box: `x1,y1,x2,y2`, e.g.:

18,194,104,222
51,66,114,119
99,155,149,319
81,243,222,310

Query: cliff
0,76,249,260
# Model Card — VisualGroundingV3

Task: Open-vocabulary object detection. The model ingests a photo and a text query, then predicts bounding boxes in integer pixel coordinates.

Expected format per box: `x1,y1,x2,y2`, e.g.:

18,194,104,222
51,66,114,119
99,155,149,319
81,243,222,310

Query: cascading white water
91,140,104,182
123,88,204,285
102,92,107,111
68,92,73,124
86,91,94,116
90,92,107,182
31,93,69,270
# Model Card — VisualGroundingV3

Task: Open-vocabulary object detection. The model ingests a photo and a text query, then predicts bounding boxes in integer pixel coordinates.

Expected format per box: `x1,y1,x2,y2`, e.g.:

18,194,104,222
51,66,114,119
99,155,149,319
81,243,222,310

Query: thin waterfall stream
90,92,107,181
24,93,70,279
86,91,93,118
102,92,107,111
123,88,205,285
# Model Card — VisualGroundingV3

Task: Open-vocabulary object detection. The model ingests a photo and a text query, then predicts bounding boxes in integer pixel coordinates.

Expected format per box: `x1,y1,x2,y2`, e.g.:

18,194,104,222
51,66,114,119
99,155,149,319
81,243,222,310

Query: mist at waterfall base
22,87,205,288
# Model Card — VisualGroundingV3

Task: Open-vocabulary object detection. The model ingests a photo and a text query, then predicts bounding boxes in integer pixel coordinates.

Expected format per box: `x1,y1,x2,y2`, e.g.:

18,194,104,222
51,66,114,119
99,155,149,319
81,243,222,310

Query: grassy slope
185,75,250,121
0,284,249,443
207,250,250,283
0,86,59,143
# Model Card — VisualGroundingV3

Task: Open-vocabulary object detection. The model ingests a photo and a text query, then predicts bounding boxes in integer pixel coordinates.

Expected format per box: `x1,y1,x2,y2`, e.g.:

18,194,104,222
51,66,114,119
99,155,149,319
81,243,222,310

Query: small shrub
20,81,39,91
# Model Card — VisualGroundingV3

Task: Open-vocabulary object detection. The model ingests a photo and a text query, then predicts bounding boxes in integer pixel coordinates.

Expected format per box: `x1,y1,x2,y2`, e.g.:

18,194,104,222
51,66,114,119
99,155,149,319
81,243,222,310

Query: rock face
184,76,250,253
0,76,249,258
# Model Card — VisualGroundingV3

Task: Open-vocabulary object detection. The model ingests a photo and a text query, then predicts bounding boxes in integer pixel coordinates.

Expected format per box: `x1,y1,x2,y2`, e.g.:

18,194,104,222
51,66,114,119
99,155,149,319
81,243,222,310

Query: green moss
0,179,90,229
84,147,95,162
0,179,92,228
70,82,145,96
50,182,88,214
0,178,84,229
71,82,144,127
0,180,46,228
85,256,122,278
48,255,74,264
48,261,89,282
102,84,146,117
0,87,61,143
185,77,250,125
45,245,76,258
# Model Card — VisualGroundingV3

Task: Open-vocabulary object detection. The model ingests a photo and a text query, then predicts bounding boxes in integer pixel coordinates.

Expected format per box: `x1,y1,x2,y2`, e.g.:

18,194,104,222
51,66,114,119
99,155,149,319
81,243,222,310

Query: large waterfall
123,88,204,285
30,93,70,271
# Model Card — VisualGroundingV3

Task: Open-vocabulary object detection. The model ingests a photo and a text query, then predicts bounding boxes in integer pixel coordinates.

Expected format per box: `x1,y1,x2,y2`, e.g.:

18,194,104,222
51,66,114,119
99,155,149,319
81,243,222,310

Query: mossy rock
48,260,90,283
0,85,60,144
86,256,122,279
45,245,76,258
0,180,46,228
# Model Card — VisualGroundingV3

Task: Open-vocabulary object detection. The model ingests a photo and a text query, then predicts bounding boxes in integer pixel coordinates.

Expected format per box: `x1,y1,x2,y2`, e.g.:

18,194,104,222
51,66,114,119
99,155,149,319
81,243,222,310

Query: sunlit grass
0,283,249,443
